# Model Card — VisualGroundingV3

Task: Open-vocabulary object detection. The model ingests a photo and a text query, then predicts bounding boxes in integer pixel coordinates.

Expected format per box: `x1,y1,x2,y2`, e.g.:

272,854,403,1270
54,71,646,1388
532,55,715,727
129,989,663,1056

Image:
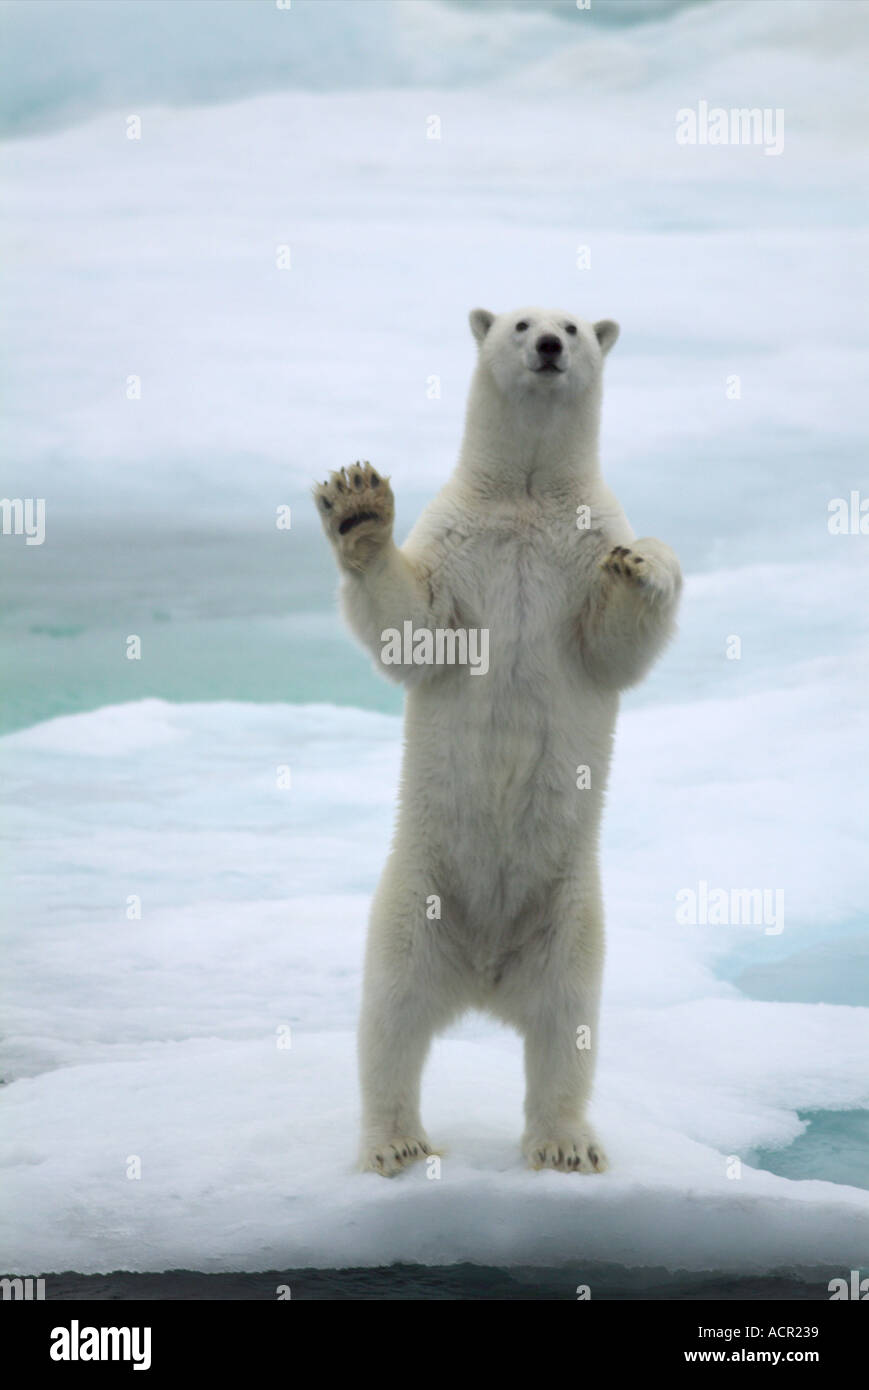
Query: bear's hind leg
357,888,463,1176
513,901,608,1174
358,986,436,1176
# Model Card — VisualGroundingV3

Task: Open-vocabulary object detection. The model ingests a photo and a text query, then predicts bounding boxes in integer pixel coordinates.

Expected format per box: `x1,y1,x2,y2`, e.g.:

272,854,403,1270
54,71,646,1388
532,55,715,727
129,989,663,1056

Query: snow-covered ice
2,656,868,1274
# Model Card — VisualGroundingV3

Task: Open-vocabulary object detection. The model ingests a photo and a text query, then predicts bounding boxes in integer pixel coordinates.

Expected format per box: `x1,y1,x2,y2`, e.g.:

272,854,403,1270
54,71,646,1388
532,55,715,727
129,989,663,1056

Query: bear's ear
594,319,620,356
469,308,495,344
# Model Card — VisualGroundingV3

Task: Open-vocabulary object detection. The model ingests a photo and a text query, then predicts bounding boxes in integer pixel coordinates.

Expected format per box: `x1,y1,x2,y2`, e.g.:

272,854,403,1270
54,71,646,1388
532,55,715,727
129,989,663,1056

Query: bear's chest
446,517,589,643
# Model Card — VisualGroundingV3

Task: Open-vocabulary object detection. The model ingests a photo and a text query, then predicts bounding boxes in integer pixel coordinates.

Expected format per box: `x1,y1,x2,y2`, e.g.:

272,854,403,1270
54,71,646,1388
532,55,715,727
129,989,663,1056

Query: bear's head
468,307,619,403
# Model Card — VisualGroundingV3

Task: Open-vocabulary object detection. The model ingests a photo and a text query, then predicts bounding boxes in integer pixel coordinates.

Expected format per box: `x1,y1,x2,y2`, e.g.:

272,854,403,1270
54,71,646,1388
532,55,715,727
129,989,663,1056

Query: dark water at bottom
39,1264,835,1301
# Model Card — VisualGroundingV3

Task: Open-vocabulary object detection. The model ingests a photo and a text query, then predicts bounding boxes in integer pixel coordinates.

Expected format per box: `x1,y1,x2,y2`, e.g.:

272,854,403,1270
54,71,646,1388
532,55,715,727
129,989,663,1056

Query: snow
2,669,868,1274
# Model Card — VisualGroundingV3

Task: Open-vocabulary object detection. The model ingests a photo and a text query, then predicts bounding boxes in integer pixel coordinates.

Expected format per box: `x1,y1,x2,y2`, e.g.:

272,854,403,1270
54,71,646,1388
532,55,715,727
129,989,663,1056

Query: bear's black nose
536,334,562,357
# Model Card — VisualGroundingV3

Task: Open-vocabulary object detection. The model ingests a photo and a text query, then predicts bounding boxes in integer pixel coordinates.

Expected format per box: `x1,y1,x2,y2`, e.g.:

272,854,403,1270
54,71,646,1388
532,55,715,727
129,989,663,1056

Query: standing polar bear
314,307,682,1176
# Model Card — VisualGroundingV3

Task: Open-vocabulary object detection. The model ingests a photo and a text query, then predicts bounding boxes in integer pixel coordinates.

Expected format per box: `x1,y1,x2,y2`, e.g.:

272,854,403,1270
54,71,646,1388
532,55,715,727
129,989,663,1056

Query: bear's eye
565,324,578,335
515,321,529,332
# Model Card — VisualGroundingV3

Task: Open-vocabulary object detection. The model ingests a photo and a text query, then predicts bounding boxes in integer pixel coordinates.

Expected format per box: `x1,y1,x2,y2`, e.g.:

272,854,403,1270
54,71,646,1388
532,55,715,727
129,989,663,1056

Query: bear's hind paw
523,1129,608,1174
360,1136,435,1178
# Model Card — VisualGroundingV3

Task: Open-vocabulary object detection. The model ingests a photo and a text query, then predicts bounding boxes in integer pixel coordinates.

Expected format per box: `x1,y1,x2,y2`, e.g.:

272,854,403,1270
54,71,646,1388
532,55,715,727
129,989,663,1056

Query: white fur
314,306,682,1176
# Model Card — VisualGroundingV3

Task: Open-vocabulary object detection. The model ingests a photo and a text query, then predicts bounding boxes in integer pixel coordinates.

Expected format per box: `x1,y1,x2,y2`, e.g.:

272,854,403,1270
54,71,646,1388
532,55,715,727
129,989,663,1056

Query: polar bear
314,307,682,1176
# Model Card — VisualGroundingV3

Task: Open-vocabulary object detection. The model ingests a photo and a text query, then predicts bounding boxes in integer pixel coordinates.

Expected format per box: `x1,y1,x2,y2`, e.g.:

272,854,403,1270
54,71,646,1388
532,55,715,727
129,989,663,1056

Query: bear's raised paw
600,545,648,585
313,462,394,570
600,539,681,603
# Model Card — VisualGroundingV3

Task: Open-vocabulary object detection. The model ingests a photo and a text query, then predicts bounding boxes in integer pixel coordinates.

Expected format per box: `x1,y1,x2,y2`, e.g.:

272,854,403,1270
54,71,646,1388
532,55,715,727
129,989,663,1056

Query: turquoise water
752,1112,869,1193
0,523,403,736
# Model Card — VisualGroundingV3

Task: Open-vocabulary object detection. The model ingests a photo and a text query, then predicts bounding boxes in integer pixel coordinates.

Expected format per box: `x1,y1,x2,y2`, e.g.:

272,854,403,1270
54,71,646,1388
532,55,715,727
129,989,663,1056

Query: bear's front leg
313,462,447,682
580,535,682,690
